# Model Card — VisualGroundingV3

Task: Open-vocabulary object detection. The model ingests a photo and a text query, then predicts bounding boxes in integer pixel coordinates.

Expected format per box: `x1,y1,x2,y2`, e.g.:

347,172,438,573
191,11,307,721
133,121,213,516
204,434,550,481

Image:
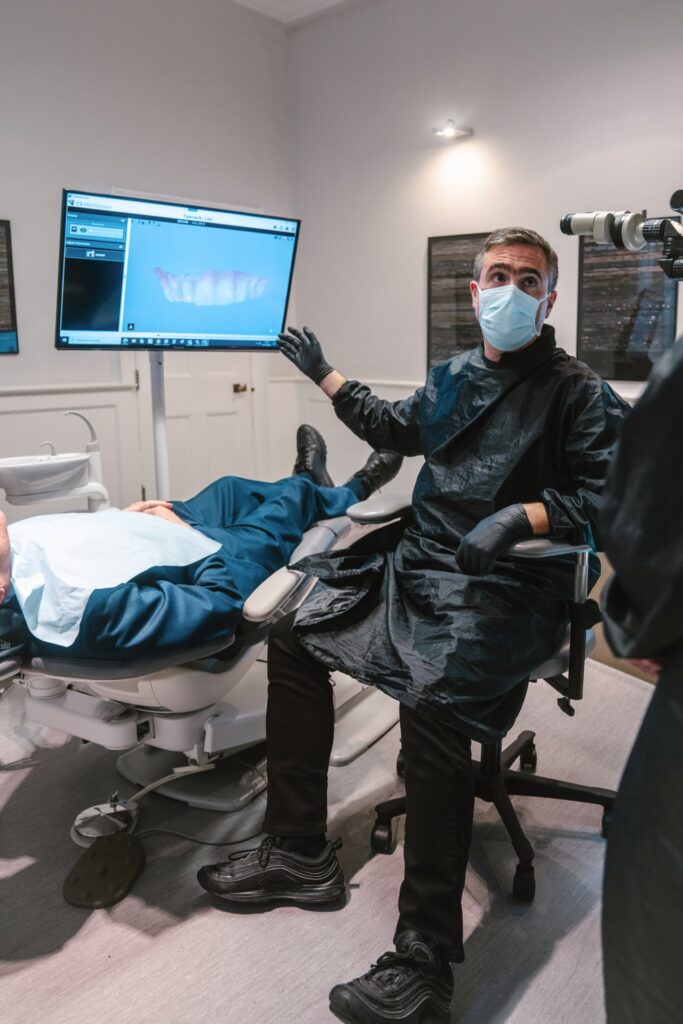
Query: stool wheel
520,743,538,773
512,865,536,902
371,821,396,855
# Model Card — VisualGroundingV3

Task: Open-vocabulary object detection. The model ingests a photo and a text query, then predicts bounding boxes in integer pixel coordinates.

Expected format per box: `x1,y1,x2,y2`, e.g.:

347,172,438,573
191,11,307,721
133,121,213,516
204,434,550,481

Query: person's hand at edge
629,658,663,681
0,510,10,605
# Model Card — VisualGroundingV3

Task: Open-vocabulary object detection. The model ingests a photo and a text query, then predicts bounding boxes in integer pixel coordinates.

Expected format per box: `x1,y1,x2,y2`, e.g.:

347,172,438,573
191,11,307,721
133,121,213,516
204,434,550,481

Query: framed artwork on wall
428,232,489,368
577,234,678,381
0,221,19,355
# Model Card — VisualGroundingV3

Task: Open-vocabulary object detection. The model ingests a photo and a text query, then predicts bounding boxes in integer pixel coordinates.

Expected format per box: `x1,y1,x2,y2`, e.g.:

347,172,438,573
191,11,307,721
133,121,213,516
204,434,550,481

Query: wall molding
268,376,423,388
0,381,138,398
268,374,646,403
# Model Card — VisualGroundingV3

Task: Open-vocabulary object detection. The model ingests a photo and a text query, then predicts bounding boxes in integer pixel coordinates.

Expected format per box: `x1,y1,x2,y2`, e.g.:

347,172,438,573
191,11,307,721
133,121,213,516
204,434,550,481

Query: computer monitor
0,221,19,355
56,190,301,352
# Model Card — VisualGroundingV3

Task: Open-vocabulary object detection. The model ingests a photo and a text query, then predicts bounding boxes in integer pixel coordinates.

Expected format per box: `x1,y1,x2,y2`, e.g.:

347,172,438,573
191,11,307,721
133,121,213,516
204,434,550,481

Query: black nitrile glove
277,326,334,385
455,504,533,575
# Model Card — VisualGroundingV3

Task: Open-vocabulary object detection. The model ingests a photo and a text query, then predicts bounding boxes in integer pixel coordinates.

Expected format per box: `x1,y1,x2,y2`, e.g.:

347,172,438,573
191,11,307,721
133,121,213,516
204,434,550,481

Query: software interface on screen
57,191,300,351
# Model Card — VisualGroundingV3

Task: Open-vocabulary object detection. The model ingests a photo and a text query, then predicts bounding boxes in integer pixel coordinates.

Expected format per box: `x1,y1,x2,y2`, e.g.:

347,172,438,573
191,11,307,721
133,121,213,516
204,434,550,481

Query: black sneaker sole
329,1001,450,1024
200,881,347,907
329,1008,354,1024
329,987,451,1024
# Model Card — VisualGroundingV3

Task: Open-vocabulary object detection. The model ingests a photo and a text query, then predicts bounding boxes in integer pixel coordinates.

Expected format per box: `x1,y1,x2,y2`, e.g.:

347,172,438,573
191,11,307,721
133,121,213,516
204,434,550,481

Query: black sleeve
540,378,629,548
332,380,424,456
599,340,683,658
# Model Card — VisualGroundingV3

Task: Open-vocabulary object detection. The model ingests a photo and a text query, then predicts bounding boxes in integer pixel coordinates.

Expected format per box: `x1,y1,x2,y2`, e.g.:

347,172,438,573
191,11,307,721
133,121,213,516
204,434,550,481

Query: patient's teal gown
15,474,358,663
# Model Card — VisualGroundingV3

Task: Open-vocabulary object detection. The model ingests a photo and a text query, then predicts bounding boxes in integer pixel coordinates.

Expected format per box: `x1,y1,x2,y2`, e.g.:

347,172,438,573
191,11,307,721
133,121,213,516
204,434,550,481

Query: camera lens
641,218,668,241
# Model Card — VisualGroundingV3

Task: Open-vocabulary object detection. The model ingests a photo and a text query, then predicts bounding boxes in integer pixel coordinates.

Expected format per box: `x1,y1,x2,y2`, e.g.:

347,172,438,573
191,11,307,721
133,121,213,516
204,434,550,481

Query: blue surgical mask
476,284,548,352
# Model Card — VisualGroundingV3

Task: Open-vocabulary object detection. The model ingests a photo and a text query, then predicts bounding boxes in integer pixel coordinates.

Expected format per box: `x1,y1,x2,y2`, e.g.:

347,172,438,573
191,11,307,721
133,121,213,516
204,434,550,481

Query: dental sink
0,453,91,496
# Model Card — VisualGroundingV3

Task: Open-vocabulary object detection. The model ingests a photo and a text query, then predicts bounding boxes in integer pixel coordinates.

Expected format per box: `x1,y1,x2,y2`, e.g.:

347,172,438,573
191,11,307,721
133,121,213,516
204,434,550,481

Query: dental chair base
115,664,398,812
21,647,399,824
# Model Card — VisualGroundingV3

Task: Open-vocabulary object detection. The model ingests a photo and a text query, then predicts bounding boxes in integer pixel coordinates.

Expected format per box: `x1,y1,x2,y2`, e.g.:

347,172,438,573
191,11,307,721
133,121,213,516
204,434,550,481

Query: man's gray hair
473,227,559,291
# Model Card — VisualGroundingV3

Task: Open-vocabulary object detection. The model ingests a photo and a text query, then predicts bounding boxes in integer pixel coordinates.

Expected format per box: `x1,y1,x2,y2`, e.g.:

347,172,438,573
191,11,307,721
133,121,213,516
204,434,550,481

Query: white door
135,350,268,501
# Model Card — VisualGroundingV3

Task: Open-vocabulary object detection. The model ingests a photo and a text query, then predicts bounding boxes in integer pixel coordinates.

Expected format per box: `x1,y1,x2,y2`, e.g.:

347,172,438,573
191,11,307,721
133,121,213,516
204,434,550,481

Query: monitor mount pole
149,351,171,499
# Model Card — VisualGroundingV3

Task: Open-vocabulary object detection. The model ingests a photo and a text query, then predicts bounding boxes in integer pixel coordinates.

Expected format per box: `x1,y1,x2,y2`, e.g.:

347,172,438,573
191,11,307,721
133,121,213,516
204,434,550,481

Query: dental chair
0,434,400,845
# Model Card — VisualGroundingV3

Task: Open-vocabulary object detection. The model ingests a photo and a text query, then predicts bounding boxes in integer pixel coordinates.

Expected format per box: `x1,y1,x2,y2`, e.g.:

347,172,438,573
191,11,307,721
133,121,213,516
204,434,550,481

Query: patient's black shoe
345,450,403,498
292,424,335,488
329,931,453,1024
197,835,346,906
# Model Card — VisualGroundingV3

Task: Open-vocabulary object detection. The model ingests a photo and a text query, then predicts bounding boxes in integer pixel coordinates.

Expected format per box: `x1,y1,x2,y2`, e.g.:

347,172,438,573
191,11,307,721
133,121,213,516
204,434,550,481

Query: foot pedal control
64,832,146,908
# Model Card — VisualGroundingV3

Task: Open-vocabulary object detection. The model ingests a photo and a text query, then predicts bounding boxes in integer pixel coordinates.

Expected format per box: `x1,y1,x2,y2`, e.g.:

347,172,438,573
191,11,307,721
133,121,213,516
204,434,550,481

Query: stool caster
512,864,536,902
371,820,396,855
520,743,538,773
601,809,612,839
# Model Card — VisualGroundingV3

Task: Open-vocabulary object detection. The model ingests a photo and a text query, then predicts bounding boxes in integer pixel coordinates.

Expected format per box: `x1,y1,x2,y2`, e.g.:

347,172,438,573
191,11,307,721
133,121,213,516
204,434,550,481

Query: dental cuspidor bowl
0,453,91,496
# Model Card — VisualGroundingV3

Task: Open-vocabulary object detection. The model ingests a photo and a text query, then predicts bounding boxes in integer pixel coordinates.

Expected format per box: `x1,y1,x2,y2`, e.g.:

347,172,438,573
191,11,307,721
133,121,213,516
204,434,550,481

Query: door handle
233,383,248,393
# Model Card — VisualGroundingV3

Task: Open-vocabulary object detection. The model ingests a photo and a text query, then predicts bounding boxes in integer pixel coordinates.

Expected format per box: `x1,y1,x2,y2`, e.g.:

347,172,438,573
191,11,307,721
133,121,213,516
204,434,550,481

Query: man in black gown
598,337,683,1024
198,227,630,1024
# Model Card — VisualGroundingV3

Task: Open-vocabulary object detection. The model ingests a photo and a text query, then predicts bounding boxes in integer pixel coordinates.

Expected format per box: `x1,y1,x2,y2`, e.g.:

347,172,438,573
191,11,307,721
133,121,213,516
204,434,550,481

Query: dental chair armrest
506,538,594,607
242,566,306,623
507,539,599,708
346,494,412,525
506,539,592,559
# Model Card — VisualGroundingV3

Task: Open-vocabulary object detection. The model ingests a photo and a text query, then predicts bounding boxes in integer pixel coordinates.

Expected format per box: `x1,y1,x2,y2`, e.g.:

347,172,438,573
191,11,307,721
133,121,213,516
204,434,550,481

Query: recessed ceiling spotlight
432,119,473,140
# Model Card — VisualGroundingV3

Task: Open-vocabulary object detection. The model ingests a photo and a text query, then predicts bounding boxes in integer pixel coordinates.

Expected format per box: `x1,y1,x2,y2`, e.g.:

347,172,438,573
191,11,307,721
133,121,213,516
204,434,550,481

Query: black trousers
602,645,683,1023
264,612,475,963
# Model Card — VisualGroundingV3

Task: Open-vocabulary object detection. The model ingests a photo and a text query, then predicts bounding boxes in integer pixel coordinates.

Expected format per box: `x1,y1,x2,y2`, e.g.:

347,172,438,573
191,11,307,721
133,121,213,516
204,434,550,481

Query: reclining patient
0,427,401,663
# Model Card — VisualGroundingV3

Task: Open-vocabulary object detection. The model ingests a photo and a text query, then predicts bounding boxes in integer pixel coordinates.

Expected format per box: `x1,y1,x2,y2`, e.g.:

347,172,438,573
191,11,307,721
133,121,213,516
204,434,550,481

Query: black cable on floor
135,827,264,846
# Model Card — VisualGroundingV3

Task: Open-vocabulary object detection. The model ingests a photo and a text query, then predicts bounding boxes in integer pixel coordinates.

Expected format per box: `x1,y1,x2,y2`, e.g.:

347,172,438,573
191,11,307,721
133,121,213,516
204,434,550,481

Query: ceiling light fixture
432,119,473,141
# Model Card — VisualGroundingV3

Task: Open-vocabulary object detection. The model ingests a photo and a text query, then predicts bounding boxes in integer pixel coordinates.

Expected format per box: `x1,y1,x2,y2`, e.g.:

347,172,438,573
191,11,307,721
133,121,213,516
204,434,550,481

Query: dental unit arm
0,411,110,512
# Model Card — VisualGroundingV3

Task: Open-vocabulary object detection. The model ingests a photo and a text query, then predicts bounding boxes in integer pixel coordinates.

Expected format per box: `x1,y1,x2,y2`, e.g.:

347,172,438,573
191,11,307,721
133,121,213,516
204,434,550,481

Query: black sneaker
329,931,453,1024
344,451,403,499
292,424,335,488
197,835,346,906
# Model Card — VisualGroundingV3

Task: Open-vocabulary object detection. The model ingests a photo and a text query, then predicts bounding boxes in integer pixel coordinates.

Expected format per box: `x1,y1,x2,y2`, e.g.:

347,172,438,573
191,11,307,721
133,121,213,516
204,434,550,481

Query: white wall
281,0,682,487
2,0,682,499
0,0,291,510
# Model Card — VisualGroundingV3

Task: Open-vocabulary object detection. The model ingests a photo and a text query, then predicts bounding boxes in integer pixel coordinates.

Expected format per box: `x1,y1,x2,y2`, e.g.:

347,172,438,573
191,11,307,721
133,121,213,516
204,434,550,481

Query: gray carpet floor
0,661,651,1024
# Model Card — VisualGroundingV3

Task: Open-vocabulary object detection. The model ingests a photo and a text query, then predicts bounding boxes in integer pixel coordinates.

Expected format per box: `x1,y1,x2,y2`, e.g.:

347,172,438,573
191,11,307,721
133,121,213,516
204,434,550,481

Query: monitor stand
149,351,171,499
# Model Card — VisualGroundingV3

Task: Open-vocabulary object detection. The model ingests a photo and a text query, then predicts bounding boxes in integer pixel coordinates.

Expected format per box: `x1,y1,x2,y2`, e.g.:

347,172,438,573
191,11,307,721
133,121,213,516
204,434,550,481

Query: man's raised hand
277,326,334,385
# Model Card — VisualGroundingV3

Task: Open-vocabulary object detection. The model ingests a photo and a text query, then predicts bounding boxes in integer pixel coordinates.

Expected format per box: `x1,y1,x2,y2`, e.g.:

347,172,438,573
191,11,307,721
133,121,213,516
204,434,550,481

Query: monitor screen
0,220,19,355
56,190,300,352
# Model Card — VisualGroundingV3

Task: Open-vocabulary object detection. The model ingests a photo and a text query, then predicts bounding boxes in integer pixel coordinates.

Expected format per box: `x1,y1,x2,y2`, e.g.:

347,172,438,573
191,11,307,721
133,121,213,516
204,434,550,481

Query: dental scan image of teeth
121,217,293,337
153,267,268,306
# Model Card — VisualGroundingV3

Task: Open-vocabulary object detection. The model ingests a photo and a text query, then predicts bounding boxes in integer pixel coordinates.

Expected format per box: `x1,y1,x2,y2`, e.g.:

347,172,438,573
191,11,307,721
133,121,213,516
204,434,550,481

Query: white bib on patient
8,509,221,647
